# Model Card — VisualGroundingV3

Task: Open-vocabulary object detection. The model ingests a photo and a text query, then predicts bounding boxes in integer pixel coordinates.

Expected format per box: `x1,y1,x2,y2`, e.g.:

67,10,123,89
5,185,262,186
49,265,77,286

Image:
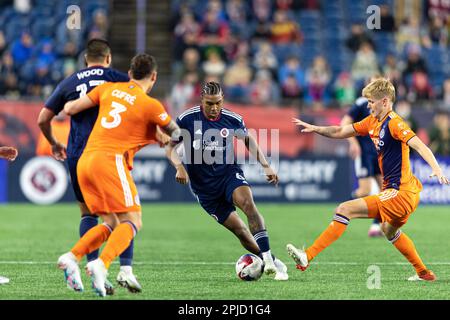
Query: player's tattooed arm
408,136,450,185
37,108,67,161
292,118,357,139
162,120,189,185
244,134,279,186
64,95,96,115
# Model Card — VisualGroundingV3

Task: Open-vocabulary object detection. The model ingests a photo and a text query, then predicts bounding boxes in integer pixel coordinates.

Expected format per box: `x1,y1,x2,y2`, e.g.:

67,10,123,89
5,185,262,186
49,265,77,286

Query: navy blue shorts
67,157,85,202
354,153,381,178
194,170,250,224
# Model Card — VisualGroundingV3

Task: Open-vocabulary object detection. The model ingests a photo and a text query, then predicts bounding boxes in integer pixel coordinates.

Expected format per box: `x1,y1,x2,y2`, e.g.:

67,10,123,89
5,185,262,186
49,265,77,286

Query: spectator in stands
443,79,450,110
345,24,375,52
0,31,6,57
11,31,33,67
224,34,250,62
174,11,200,61
382,54,402,86
408,71,434,102
250,15,272,44
174,47,203,83
351,42,380,84
0,52,19,97
169,72,199,116
202,47,226,79
252,41,278,78
56,15,84,54
206,0,226,22
395,100,419,134
334,71,356,107
223,55,253,103
88,9,109,40
252,0,272,23
378,4,396,32
226,0,251,39
36,40,56,69
198,7,230,56
422,16,448,48
270,9,302,45
28,60,53,98
428,110,450,156
402,44,428,86
249,69,281,105
306,55,331,103
396,16,421,52
279,56,306,100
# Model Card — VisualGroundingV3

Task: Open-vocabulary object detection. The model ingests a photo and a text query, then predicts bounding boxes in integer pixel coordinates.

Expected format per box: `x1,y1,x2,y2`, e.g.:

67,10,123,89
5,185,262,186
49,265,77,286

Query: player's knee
237,197,257,214
335,203,353,219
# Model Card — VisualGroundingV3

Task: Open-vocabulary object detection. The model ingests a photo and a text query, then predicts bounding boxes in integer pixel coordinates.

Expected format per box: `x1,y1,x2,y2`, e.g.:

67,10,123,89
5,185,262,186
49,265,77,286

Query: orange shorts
363,189,420,228
77,151,141,213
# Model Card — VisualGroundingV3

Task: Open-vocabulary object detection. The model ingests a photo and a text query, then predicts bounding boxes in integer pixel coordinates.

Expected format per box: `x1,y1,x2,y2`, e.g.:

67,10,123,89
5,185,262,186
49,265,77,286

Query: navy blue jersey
348,97,377,156
44,66,129,158
176,106,248,195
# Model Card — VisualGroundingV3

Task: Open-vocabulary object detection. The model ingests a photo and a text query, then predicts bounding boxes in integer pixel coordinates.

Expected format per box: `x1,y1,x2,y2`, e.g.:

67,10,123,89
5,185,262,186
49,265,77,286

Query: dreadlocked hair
201,81,223,97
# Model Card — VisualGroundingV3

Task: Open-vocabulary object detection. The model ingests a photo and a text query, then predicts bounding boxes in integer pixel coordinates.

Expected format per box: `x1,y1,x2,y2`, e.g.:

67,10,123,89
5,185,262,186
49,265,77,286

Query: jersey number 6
101,101,127,129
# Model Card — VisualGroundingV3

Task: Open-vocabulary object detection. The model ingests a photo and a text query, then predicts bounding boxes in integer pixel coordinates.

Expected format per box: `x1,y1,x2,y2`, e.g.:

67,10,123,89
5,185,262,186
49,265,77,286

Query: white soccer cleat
0,276,10,285
262,255,277,276
286,244,309,271
117,266,142,293
407,270,436,282
86,259,107,297
57,252,84,292
274,258,289,281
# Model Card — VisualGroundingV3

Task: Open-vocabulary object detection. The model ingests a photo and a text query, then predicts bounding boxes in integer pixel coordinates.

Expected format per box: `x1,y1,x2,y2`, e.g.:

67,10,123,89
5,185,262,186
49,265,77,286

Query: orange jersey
353,111,422,193
85,81,171,155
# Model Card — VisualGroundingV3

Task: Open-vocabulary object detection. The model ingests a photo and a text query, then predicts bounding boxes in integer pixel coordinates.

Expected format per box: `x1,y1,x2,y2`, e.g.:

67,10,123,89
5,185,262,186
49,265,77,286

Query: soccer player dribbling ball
57,54,182,296
0,146,18,285
287,78,449,281
169,81,288,281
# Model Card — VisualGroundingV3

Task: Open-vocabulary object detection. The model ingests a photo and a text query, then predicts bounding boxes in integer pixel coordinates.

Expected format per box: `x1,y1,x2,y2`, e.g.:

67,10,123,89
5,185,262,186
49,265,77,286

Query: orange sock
390,231,427,275
100,222,136,269
306,214,349,262
71,224,112,261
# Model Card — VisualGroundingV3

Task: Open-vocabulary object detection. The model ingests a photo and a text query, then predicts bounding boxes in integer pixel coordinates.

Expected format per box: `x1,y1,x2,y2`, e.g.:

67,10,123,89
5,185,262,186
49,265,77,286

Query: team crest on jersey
220,128,229,138
380,128,385,139
159,112,168,121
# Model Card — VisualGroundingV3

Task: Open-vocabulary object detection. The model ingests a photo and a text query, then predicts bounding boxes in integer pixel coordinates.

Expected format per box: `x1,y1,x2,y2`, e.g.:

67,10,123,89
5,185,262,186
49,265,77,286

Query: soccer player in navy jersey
37,39,141,293
341,95,384,237
0,146,18,285
169,82,288,280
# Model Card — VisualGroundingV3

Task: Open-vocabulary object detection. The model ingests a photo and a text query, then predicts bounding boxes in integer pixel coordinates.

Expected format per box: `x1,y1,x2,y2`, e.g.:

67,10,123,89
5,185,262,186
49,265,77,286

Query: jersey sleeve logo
379,128,385,139
158,113,168,121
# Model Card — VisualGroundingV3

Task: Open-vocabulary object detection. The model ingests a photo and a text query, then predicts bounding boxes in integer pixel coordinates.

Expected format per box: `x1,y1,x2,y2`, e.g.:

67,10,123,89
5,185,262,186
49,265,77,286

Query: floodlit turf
0,203,449,300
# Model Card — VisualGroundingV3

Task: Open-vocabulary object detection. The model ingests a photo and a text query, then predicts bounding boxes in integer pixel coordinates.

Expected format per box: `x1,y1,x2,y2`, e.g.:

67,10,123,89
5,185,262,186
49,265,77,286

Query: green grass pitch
0,203,449,300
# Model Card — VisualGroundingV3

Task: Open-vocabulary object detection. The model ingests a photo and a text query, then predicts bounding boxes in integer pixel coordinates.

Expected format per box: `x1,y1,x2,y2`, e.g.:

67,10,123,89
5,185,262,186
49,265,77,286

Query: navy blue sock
79,215,99,262
253,229,270,253
119,239,134,266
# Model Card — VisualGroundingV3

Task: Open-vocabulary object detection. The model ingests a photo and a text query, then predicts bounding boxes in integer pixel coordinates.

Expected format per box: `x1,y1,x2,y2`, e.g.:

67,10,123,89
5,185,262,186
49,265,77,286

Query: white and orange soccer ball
235,253,264,281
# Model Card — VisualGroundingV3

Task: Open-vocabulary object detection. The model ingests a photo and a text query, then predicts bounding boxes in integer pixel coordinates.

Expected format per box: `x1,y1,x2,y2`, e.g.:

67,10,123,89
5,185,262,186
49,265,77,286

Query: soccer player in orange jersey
57,54,184,296
0,145,18,285
287,78,449,281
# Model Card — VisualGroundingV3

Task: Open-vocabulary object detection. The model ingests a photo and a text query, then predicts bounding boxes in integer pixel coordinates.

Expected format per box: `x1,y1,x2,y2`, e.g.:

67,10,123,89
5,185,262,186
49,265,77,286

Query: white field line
1,261,450,266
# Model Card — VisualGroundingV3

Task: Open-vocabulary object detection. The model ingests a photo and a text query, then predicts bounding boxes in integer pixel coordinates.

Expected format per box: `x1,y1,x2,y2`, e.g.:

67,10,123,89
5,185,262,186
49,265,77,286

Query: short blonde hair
362,78,396,103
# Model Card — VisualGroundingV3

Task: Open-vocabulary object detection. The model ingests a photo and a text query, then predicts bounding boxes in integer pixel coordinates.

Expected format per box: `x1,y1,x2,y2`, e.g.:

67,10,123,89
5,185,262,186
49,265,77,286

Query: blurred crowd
169,0,450,115
0,0,108,99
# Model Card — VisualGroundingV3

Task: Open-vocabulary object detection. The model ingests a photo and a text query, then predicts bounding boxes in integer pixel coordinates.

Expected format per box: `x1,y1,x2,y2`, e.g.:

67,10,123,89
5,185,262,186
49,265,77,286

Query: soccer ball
235,253,264,281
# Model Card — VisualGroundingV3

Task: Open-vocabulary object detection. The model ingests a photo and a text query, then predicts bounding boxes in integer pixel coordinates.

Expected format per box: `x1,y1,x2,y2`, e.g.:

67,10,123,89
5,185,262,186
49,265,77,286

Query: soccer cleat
286,244,309,271
274,258,289,281
0,276,10,285
368,223,384,237
117,267,142,293
86,259,107,297
408,270,437,282
104,278,115,295
262,256,277,276
57,252,84,292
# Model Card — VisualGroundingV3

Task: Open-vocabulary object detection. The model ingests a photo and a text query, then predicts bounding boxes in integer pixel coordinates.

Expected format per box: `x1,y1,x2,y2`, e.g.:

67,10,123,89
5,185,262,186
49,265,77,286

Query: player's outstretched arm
341,115,361,159
243,134,279,186
161,120,189,185
0,146,18,161
64,95,96,116
37,108,67,161
408,136,450,185
293,118,357,139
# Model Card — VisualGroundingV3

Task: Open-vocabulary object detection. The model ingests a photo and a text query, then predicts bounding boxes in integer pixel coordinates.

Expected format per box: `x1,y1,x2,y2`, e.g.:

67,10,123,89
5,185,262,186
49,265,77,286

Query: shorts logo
211,214,219,222
220,128,229,138
236,173,248,184
158,113,168,121
380,128,385,139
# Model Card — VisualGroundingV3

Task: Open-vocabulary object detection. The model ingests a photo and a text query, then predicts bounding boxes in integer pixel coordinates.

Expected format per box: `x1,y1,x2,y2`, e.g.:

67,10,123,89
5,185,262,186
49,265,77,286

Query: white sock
262,251,273,263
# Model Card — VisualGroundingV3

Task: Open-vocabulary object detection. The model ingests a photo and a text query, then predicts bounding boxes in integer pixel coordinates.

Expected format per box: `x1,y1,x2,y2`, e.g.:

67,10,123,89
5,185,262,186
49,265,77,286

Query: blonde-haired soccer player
0,146,18,285
57,54,184,296
288,78,449,281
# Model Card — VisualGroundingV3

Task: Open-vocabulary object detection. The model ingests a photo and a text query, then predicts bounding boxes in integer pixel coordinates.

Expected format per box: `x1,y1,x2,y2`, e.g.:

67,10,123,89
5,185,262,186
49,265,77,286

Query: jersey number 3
101,101,127,129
